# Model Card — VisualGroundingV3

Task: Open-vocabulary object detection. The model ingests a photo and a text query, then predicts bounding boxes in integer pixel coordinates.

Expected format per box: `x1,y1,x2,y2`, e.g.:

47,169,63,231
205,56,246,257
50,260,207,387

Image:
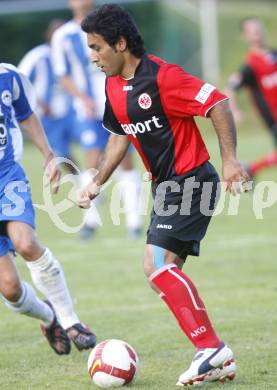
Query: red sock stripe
169,267,206,310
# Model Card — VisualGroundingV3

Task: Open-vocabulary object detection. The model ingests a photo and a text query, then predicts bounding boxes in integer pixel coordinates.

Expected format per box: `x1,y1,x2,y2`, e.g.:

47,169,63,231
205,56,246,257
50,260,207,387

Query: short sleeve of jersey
158,65,228,117
12,71,34,122
103,96,126,136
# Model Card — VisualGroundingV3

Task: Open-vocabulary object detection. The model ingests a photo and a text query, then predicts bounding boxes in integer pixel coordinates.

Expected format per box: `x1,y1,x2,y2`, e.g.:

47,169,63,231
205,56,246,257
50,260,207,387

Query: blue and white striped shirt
19,44,72,118
0,63,34,176
51,20,95,119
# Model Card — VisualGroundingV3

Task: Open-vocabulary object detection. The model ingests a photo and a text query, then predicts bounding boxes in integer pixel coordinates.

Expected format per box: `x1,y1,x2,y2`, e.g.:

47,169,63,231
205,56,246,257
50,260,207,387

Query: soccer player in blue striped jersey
18,20,77,173
0,63,96,354
51,0,142,240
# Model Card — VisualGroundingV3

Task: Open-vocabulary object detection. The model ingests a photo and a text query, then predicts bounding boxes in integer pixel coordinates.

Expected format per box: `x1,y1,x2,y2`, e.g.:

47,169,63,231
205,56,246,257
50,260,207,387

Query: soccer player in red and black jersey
227,17,277,178
77,4,249,386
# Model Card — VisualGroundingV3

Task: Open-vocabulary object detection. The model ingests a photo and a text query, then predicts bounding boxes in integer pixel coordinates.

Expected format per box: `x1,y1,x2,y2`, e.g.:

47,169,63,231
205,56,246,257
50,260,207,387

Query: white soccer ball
87,339,139,388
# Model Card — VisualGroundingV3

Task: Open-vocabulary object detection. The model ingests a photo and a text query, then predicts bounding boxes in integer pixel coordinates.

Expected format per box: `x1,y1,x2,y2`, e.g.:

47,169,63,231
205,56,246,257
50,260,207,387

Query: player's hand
222,158,251,195
76,181,101,209
43,152,61,194
39,102,52,117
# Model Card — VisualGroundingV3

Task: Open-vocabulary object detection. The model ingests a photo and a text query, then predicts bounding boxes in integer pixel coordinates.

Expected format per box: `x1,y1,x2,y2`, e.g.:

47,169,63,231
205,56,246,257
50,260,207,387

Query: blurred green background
2,0,277,125
1,0,277,81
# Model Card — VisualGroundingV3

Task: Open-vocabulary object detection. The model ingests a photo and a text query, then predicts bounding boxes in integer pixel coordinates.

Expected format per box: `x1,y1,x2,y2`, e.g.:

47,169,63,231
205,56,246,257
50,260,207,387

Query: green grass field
0,126,276,389
1,1,277,389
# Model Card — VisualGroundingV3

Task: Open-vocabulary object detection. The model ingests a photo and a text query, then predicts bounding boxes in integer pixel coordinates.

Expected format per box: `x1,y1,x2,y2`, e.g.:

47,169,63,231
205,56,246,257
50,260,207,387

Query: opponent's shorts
41,112,75,158
72,117,136,153
0,163,35,257
147,162,220,260
73,118,110,150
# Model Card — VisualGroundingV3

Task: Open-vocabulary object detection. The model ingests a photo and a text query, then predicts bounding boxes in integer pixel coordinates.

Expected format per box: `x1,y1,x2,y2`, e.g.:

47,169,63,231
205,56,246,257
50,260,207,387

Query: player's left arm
159,65,250,194
13,70,61,193
19,113,61,193
207,99,250,194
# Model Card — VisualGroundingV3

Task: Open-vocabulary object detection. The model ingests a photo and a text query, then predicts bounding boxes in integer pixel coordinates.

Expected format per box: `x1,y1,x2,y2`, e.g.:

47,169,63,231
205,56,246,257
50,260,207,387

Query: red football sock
249,150,277,176
151,264,221,349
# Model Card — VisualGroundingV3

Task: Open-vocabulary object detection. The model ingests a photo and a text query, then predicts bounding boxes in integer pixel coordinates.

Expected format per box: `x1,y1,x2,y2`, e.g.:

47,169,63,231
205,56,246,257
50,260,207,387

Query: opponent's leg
79,162,102,240
117,153,142,239
7,221,96,351
78,118,103,240
0,250,70,355
144,244,236,386
248,149,277,177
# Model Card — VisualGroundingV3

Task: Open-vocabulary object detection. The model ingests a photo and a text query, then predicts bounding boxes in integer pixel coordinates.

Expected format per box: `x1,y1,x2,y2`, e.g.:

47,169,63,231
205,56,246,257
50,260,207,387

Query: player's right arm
76,134,130,208
61,75,95,116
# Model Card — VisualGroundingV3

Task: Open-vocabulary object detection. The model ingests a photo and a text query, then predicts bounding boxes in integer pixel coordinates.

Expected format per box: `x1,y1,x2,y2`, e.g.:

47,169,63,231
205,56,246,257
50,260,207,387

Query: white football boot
176,342,236,386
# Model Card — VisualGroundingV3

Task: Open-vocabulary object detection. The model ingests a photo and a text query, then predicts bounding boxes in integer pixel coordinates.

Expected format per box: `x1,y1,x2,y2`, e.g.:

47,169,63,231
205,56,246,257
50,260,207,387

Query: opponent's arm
225,72,244,123
61,75,95,118
51,31,95,118
77,134,130,208
208,99,249,193
19,113,61,193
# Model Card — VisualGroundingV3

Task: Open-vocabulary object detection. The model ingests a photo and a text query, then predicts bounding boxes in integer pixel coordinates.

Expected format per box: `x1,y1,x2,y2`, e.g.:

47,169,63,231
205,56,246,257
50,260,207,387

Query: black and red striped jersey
103,54,227,182
233,50,277,128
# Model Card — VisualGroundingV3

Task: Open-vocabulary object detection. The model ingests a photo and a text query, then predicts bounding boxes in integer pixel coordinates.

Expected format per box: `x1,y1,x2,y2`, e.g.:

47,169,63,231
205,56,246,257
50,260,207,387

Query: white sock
81,170,102,228
2,281,54,327
84,196,102,228
116,169,142,230
26,248,79,329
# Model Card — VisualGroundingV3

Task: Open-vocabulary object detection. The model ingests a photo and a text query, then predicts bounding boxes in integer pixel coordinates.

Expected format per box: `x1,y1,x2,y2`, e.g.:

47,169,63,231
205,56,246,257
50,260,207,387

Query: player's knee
14,235,39,259
143,246,155,278
0,275,22,302
143,245,166,280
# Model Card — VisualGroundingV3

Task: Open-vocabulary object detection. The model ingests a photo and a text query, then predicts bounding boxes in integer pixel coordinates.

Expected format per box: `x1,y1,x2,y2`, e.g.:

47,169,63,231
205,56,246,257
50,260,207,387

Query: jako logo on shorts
156,224,172,230
121,116,162,138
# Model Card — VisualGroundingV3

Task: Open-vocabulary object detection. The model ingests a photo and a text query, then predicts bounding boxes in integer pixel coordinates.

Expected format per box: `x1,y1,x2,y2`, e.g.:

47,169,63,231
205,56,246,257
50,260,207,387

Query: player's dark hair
81,3,145,58
240,16,260,32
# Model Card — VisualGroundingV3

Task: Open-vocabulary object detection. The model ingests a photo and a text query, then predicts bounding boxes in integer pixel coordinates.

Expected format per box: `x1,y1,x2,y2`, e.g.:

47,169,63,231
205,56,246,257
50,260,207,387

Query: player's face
87,33,126,77
242,20,265,46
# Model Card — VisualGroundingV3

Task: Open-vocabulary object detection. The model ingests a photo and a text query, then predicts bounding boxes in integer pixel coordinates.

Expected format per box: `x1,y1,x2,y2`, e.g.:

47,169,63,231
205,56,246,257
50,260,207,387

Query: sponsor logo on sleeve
195,83,215,104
